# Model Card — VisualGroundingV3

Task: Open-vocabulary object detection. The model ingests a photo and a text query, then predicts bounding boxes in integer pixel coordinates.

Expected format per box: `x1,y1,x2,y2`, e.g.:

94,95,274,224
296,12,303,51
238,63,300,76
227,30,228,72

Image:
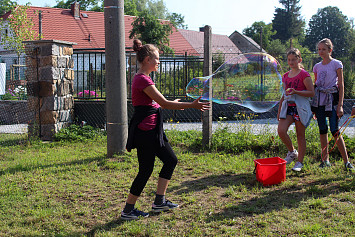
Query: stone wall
24,40,76,140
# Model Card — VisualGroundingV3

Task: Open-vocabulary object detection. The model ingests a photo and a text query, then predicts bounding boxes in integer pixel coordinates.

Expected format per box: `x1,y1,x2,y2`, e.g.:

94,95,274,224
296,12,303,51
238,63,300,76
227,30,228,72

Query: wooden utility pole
202,25,212,148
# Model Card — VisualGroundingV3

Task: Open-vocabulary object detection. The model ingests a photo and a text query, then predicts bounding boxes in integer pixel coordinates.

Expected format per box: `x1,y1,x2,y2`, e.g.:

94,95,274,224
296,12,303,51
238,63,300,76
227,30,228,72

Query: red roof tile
2,6,198,55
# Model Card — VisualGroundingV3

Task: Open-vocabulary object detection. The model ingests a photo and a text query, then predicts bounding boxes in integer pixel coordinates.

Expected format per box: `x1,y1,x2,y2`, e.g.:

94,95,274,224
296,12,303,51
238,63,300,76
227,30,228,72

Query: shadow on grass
172,173,258,195
86,219,125,237
170,171,353,222
0,136,29,147
85,212,169,236
202,174,351,222
0,155,107,176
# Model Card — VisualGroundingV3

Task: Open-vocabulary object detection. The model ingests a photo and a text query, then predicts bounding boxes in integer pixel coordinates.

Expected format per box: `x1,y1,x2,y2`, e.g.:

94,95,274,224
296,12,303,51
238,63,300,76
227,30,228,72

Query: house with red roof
1,2,262,57
0,3,253,93
178,28,243,62
0,2,203,89
0,3,197,55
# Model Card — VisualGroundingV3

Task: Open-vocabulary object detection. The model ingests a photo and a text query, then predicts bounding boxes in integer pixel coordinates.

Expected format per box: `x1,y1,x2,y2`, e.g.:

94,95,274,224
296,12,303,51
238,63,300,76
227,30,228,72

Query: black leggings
129,128,178,196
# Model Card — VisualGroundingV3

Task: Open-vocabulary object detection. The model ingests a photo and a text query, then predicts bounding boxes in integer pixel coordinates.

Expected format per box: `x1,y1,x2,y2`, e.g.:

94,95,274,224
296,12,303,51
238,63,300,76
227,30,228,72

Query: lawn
0,123,354,236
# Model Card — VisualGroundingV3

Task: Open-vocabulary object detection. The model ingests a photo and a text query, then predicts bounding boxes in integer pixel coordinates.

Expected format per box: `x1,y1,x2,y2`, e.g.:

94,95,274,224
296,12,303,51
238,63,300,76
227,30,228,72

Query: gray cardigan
279,94,313,128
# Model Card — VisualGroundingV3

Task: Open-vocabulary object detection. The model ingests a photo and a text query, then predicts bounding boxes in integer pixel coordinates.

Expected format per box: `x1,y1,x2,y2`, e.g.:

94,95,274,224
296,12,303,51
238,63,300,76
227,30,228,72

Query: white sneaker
284,150,298,165
292,161,303,172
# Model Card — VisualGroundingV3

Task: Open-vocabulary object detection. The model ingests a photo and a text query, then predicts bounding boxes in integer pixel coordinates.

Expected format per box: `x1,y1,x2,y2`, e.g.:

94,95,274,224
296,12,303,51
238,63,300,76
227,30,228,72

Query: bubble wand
321,114,355,160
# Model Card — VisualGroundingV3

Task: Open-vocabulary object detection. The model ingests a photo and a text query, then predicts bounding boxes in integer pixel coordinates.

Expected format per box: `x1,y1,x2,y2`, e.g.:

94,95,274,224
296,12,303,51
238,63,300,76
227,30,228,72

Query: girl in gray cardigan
277,48,315,172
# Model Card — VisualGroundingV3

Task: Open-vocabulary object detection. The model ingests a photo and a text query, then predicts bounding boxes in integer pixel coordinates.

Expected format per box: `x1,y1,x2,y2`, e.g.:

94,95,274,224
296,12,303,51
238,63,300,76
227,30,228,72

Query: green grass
0,124,354,236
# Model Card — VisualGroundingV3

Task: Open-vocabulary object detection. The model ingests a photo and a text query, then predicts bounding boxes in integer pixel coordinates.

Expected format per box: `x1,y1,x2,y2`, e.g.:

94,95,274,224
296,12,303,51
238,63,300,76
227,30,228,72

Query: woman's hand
192,96,210,111
312,112,317,120
337,105,344,118
285,88,296,95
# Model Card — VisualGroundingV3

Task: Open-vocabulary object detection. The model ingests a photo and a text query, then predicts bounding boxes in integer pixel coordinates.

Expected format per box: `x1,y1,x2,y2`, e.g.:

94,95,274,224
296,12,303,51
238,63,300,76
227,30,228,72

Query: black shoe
152,200,179,213
121,208,149,220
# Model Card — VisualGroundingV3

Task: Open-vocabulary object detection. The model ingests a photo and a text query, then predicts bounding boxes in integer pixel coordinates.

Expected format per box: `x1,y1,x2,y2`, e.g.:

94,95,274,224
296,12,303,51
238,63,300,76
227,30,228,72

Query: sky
16,0,355,36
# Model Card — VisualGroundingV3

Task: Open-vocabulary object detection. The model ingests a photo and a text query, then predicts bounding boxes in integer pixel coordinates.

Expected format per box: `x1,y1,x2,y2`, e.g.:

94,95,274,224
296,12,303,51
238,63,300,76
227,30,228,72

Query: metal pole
39,11,42,40
260,27,263,101
104,0,128,157
202,25,212,147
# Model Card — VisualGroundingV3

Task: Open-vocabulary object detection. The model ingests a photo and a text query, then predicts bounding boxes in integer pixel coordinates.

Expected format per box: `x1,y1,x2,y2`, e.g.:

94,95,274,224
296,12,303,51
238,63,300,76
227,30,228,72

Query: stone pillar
24,40,76,141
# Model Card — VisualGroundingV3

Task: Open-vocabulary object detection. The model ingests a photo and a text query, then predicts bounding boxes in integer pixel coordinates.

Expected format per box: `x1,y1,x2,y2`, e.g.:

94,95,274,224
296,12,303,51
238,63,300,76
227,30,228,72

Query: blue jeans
314,105,339,135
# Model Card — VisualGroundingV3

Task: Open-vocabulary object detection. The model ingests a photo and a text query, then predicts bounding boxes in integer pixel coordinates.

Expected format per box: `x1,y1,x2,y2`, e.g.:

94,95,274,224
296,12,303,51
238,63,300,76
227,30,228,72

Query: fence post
202,25,212,147
104,0,128,157
24,40,76,140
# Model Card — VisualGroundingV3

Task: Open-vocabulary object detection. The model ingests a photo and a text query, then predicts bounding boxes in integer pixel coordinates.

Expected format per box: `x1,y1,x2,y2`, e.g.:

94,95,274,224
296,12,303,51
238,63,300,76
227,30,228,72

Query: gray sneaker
292,161,303,172
284,150,298,165
319,160,331,168
345,162,354,171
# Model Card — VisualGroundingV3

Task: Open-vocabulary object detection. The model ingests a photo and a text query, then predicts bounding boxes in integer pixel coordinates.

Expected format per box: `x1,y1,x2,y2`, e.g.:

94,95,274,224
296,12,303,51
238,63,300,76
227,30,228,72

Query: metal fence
72,49,355,126
0,49,354,145
72,49,207,126
0,54,32,144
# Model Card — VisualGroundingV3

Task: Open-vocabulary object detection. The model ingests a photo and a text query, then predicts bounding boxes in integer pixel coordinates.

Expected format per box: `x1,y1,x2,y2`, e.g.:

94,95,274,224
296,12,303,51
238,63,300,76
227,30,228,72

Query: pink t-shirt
132,73,160,131
282,69,310,106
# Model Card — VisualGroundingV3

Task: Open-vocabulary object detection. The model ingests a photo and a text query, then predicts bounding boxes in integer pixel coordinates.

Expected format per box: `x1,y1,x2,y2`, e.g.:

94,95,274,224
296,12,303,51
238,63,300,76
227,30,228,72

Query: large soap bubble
186,52,283,113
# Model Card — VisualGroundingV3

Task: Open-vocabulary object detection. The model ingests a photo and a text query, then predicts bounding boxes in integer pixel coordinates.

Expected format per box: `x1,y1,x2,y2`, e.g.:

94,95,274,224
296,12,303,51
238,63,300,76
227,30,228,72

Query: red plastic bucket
254,157,286,186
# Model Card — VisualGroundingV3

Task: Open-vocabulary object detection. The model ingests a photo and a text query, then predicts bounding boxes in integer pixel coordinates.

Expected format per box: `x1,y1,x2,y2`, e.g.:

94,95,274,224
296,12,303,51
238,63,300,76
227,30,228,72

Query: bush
165,120,354,161
53,124,106,142
1,86,27,100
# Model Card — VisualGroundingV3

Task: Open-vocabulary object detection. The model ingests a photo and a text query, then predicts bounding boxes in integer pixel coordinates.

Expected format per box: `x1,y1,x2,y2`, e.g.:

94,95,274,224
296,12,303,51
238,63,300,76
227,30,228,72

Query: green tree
212,50,225,72
129,10,173,54
243,22,275,51
0,4,38,57
0,0,17,15
268,39,286,58
135,0,167,19
346,23,355,62
167,12,187,29
305,6,351,58
54,0,99,10
53,0,183,20
124,0,139,16
54,0,140,14
272,0,305,44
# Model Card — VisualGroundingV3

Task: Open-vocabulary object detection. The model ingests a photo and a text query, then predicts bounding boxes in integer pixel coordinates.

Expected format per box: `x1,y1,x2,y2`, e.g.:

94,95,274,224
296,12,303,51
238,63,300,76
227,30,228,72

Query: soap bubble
186,53,283,113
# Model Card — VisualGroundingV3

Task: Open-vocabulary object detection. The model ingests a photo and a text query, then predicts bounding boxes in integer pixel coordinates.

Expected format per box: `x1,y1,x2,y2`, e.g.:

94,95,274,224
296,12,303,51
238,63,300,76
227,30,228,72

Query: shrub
53,124,106,142
1,86,27,100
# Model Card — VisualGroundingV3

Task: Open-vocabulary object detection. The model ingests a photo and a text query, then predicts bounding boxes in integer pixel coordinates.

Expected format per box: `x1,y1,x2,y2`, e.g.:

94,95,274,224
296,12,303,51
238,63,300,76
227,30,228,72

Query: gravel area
1,115,354,137
0,124,28,134
164,116,355,137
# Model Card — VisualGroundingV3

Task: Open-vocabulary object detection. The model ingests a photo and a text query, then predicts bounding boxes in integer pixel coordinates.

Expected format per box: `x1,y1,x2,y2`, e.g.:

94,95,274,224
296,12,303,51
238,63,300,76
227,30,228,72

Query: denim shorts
286,105,300,121
313,105,339,135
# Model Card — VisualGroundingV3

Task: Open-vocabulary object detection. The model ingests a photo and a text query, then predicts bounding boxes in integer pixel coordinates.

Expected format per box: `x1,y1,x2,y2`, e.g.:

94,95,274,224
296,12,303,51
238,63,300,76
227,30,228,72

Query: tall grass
0,123,353,236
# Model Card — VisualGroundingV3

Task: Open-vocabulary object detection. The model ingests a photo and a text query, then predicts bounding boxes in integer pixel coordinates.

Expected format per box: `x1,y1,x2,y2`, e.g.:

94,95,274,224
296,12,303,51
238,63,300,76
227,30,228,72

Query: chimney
71,1,80,18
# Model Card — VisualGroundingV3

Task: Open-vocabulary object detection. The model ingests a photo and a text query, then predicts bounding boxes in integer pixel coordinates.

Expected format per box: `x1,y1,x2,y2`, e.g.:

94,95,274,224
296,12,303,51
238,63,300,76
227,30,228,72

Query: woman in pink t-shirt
277,48,314,172
121,39,210,220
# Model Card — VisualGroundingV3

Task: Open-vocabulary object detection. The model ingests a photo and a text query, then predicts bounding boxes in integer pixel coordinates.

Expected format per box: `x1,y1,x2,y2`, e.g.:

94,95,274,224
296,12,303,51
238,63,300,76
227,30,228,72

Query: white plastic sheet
0,63,6,95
